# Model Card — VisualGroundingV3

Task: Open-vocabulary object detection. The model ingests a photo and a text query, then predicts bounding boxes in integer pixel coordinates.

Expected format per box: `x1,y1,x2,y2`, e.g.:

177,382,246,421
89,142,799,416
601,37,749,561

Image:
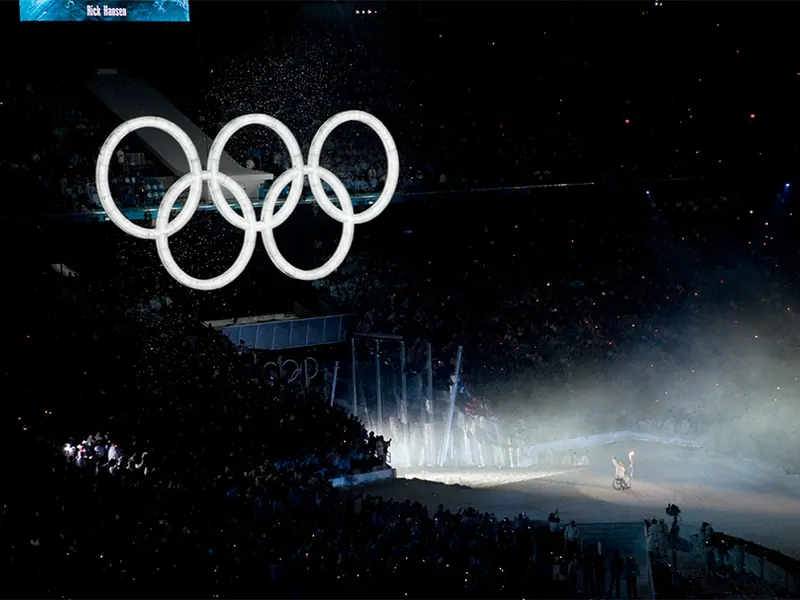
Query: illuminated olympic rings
95,111,399,290
264,357,319,383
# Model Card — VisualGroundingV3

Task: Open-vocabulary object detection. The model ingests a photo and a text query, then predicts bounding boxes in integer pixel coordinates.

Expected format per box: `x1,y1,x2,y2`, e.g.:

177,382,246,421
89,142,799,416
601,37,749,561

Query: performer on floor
612,455,630,488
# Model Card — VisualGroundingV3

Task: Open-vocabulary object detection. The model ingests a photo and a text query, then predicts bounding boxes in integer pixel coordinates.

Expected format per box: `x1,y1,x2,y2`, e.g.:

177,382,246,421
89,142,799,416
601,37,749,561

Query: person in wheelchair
612,455,631,488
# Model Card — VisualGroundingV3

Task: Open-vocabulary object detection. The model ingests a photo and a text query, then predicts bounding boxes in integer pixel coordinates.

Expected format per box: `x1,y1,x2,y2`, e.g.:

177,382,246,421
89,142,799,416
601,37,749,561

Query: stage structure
349,333,413,464
349,337,513,469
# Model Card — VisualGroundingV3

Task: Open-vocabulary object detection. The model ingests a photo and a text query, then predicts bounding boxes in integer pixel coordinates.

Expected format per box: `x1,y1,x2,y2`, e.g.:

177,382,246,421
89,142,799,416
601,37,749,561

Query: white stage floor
367,441,800,558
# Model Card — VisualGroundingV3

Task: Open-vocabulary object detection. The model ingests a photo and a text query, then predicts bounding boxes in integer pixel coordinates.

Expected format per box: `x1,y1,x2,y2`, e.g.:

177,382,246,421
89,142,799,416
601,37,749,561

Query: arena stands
2,249,595,599
1,76,172,217
4,2,800,598
5,166,800,596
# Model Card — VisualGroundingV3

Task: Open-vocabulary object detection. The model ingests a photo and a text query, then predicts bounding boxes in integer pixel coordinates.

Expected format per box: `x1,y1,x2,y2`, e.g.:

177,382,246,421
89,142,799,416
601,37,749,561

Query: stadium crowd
5,2,779,220
4,5,800,599
4,169,798,596
4,260,634,599
313,184,799,458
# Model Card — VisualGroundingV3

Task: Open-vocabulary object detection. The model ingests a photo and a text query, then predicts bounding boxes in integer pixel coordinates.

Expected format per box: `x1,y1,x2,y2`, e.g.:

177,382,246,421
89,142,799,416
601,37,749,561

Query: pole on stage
400,341,409,460
375,339,383,430
426,342,434,465
440,345,463,467
330,360,339,407
426,342,433,422
350,338,357,415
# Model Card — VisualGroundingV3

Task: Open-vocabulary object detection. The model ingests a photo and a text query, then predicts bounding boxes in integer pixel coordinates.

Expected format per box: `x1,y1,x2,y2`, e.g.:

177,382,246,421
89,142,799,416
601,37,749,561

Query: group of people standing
63,432,148,475
645,517,671,559
547,511,643,598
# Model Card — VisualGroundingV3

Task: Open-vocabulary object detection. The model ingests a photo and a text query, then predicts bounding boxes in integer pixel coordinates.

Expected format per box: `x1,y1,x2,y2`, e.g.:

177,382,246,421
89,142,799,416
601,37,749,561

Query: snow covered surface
369,442,800,558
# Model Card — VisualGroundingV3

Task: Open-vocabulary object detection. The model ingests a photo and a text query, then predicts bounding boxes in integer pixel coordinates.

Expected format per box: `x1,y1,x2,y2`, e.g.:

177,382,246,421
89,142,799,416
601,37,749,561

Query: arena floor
367,442,800,559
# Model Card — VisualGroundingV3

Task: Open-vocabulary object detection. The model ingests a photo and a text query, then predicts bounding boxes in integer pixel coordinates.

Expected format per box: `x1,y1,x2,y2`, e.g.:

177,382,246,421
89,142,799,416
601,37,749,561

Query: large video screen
20,0,190,22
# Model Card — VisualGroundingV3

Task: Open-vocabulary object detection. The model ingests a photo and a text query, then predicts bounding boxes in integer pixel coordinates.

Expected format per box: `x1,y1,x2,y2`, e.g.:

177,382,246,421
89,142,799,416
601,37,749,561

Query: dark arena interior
3,2,800,599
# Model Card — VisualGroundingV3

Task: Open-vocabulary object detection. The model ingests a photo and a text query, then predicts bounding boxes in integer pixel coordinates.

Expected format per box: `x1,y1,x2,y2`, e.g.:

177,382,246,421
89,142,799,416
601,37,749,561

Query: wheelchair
613,477,631,491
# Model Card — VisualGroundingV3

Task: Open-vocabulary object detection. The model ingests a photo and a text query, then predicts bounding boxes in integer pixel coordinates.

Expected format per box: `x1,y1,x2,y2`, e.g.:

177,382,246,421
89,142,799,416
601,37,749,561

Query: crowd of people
5,90,799,593
3,5,800,598
8,4,796,217
311,180,800,465
3,249,647,598
4,173,795,596
0,76,182,219
3,260,393,595
250,137,424,197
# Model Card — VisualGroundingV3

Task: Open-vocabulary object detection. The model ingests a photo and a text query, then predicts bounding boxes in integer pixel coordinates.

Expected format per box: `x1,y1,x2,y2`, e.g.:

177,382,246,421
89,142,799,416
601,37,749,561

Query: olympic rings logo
95,111,399,290
264,357,319,383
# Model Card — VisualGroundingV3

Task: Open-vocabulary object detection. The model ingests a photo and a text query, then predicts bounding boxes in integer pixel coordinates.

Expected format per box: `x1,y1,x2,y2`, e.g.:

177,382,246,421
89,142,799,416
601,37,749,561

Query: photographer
548,509,561,533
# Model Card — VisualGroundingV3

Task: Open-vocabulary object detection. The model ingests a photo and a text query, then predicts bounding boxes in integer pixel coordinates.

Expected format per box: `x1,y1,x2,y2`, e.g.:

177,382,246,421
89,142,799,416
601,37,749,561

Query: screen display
20,0,190,22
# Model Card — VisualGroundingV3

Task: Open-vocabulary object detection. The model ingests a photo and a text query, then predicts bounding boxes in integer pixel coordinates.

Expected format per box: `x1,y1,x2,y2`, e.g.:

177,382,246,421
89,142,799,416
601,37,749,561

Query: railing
650,525,800,597
329,467,396,488
46,179,601,222
126,152,147,167
702,530,800,595
45,174,719,225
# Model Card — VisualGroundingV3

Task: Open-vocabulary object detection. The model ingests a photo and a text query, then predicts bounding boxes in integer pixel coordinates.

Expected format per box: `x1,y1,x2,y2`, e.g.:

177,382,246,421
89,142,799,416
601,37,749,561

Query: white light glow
398,468,571,488
95,111,399,290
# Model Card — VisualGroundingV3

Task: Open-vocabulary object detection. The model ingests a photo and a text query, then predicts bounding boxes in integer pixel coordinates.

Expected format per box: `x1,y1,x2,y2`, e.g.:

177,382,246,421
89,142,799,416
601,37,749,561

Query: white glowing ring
154,171,258,290
282,360,301,382
284,358,319,382
96,111,398,290
264,358,319,383
307,111,399,225
264,361,279,376
262,165,355,280
303,357,319,381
